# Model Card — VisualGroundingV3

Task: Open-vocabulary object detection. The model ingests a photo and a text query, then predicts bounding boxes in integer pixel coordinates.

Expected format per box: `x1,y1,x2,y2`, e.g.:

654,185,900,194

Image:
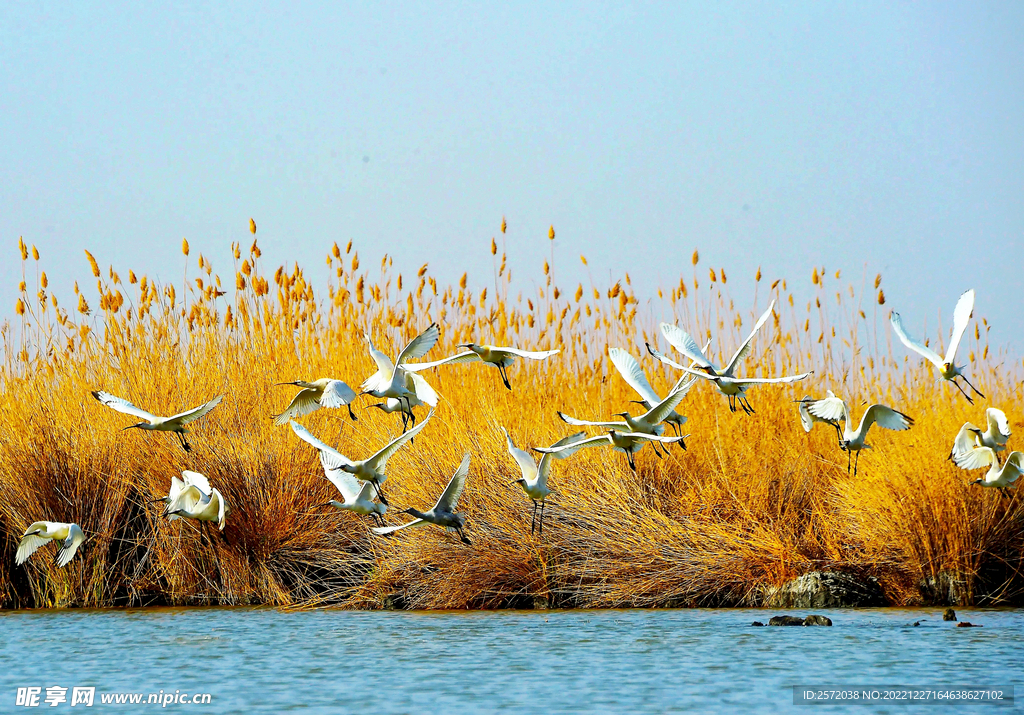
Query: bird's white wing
167,475,185,502
492,347,560,360
502,427,539,482
660,323,713,368
807,394,847,423
890,312,943,368
213,490,227,530
15,524,50,566
55,524,85,568
320,453,362,502
641,385,689,425
181,470,212,496
365,409,434,472
646,343,688,371
169,395,224,424
797,397,816,432
372,518,426,535
715,372,812,385
289,420,353,467
859,404,914,434
534,434,611,454
987,407,1011,440
618,431,688,444
609,348,660,404
944,289,975,365
537,432,588,484
320,380,357,408
434,452,470,512
1003,452,1024,483
396,323,440,365
557,411,626,430
91,391,156,422
951,422,982,460
167,485,204,516
408,372,439,406
274,388,321,425
723,300,776,376
954,445,997,471
365,334,396,373
403,351,481,372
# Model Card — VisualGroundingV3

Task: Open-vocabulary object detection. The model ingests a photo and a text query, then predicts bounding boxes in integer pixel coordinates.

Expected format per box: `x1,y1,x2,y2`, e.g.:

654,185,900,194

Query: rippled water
1,607,1020,713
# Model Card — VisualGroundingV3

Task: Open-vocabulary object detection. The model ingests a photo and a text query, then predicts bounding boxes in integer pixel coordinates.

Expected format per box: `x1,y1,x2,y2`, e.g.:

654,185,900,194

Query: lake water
1,607,1019,713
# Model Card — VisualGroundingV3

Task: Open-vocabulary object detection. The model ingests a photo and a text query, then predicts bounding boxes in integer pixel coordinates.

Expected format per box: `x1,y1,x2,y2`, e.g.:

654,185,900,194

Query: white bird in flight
403,343,559,390
805,394,914,475
159,470,228,530
289,420,388,525
952,446,1024,494
92,391,223,451
889,289,984,403
608,347,693,438
535,429,688,472
556,376,694,458
950,407,1010,463
273,378,358,425
503,428,587,536
289,410,433,505
361,324,440,429
649,301,810,413
16,521,86,568
795,392,845,446
373,452,472,544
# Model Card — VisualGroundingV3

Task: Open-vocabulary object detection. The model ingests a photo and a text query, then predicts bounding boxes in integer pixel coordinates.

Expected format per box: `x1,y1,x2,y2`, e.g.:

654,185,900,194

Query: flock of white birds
15,288,1019,570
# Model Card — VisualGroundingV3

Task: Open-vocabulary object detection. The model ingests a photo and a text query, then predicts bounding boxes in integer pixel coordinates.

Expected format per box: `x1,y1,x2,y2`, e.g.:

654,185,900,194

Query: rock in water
763,572,885,608
751,621,765,627
956,621,982,628
943,608,957,621
768,616,806,626
803,615,833,626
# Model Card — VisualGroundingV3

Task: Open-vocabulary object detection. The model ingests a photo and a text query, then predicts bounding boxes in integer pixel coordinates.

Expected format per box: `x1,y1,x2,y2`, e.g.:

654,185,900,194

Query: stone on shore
762,572,885,608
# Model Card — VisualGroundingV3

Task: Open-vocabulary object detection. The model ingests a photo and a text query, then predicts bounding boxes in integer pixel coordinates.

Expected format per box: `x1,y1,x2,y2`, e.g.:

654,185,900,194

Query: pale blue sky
2,2,1022,352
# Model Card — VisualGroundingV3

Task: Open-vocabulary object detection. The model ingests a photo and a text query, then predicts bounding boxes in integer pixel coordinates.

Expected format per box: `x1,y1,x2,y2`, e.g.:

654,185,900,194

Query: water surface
1,607,1020,713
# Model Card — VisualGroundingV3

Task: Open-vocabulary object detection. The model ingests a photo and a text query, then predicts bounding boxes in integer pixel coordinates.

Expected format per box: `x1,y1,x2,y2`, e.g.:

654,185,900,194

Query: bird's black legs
177,432,192,452
739,395,755,415
348,405,358,421
847,449,852,476
456,527,471,545
627,452,637,472
496,364,512,390
951,378,975,404
728,396,737,412
372,479,389,507
853,450,861,477
539,500,545,536
652,442,666,459
530,500,538,535
960,375,985,400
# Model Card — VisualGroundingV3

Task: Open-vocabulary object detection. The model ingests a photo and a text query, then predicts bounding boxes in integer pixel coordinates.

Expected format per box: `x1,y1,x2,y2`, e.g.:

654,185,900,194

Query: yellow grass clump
1,227,1023,610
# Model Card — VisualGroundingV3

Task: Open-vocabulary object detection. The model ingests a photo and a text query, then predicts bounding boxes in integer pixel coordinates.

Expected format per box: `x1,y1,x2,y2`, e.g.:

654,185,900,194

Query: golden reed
1,225,1022,609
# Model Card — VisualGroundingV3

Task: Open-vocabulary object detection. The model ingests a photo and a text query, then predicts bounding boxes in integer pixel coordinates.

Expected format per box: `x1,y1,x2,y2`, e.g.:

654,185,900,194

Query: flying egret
608,347,692,437
404,343,560,390
361,325,440,427
952,446,1024,494
795,392,845,446
950,408,1010,463
890,289,984,403
273,378,358,425
16,522,86,568
366,394,427,433
535,429,688,472
503,428,587,535
91,391,223,451
373,452,472,545
160,470,228,530
649,302,809,412
805,394,914,475
288,420,388,524
556,375,695,458
289,410,433,505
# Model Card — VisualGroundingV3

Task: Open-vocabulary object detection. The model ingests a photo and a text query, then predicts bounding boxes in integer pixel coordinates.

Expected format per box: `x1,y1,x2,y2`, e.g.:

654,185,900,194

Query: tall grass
2,229,1022,609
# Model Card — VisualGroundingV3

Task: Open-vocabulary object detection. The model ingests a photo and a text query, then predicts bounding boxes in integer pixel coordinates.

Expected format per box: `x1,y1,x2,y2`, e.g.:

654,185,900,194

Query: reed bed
2,228,1022,609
